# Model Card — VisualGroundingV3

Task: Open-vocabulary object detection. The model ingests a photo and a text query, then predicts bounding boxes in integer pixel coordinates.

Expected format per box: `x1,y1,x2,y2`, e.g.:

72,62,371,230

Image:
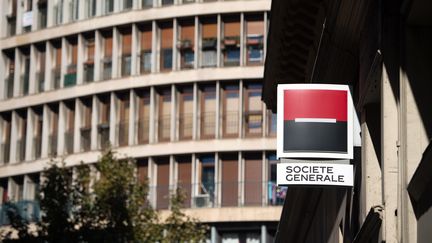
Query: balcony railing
64,130,74,154
117,121,129,147
244,110,263,137
64,64,77,87
16,138,26,162
137,119,149,144
80,127,91,152
0,143,10,164
200,112,216,138
48,134,58,157
5,75,14,99
157,115,171,142
222,111,239,137
148,181,285,210
33,136,42,159
0,200,40,226
98,123,110,149
179,113,193,140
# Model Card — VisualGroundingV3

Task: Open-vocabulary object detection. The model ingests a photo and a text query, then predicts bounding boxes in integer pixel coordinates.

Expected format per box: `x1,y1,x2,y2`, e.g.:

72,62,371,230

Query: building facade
0,0,282,242
263,0,432,242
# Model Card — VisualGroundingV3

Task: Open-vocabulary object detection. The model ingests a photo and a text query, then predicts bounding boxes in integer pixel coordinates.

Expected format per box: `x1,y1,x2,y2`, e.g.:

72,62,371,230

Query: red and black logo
283,89,348,154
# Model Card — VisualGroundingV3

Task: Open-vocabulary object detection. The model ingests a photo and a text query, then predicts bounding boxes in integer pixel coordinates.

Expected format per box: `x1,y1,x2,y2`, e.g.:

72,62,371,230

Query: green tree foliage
1,150,208,242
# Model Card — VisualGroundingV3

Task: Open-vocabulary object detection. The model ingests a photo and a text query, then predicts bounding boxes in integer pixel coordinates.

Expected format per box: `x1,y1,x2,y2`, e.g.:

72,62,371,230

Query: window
177,155,192,207
120,29,132,77
222,84,239,137
139,25,152,74
200,18,217,68
105,0,114,14
6,0,17,36
97,95,110,149
4,53,15,99
10,176,24,202
64,101,75,154
123,0,133,10
36,45,46,93
84,36,95,83
48,104,59,156
267,153,285,205
80,98,92,152
222,16,240,66
244,153,262,206
155,157,170,209
221,153,238,207
16,110,27,162
200,85,216,139
20,48,30,96
22,0,33,32
161,0,173,6
178,86,193,140
137,90,150,144
37,0,47,29
85,0,96,18
267,110,276,137
159,23,173,72
116,92,130,147
102,31,113,80
244,83,263,137
142,0,153,8
0,113,11,164
32,107,43,159
245,15,264,65
197,155,215,206
157,88,171,142
178,20,195,69
0,179,8,204
64,37,78,87
52,41,62,89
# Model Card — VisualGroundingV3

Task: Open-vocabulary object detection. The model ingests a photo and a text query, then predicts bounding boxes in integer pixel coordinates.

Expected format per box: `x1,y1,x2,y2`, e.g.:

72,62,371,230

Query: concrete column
263,12,268,61
215,80,220,139
57,102,66,155
261,225,268,243
41,105,50,158
239,151,243,206
109,92,117,146
9,112,18,163
16,0,23,35
78,0,85,20
240,13,244,66
131,24,139,76
149,86,156,143
25,109,33,161
94,30,102,81
210,226,219,243
191,153,196,198
215,152,221,206
95,0,103,16
192,82,198,140
381,64,399,243
0,1,7,38
47,0,54,27
261,151,266,206
44,42,52,91
91,95,98,150
194,16,199,69
73,99,81,153
170,85,176,142
32,0,38,31
114,0,121,13
172,18,178,71
63,0,70,24
151,21,158,73
13,49,21,97
128,90,136,145
216,14,221,68
61,38,68,88
112,27,120,79
76,34,85,85
360,109,382,222
238,79,243,138
29,45,37,94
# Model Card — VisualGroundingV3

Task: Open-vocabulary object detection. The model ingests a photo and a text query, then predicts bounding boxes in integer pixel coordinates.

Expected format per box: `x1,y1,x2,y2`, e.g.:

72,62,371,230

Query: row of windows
2,0,267,37
0,151,283,211
1,13,268,99
0,81,277,164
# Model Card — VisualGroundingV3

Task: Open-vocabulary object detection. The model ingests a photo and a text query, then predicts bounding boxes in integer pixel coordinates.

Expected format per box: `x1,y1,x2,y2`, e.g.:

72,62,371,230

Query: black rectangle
283,121,347,153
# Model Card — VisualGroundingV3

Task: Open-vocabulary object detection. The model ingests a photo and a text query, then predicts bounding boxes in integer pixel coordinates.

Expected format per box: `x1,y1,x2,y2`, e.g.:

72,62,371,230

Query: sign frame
277,84,354,160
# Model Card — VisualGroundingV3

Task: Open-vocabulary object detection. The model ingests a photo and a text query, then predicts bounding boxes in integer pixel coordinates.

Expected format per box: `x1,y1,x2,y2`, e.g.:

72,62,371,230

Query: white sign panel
22,11,33,27
277,163,353,187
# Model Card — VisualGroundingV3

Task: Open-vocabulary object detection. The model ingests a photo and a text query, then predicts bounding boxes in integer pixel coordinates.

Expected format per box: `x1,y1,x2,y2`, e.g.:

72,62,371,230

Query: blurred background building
0,0,283,242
